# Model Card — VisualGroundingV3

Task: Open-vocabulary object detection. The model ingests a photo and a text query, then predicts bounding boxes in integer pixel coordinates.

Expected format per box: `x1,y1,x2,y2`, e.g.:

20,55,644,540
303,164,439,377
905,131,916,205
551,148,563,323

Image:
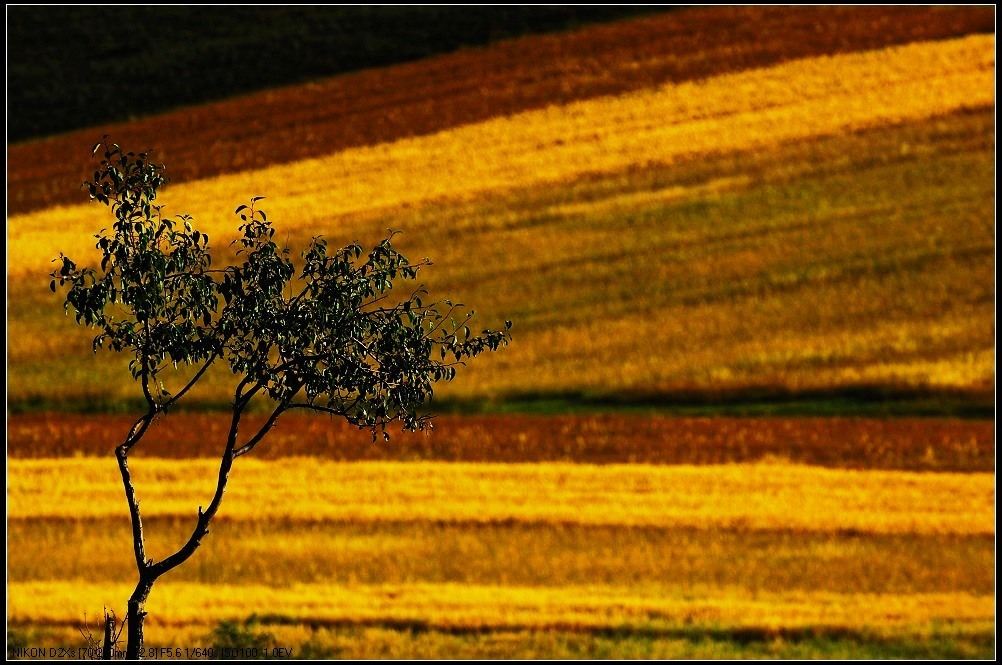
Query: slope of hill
7,6,669,143
6,5,993,215
7,35,995,413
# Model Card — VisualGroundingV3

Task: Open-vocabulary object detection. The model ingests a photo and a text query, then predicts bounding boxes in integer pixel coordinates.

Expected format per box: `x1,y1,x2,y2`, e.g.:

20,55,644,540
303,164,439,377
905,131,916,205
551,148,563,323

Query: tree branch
234,374,262,406
232,402,287,458
163,352,218,408
150,402,243,578
116,412,155,572
283,402,348,417
139,359,155,409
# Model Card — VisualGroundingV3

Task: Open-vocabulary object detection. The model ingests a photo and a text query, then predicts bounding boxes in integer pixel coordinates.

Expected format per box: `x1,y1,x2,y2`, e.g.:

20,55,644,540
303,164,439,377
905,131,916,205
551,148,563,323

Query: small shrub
209,618,274,660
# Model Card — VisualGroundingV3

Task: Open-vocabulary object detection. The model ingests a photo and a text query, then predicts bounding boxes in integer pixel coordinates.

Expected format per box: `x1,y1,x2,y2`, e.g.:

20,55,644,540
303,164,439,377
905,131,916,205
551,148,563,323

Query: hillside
7,32,995,414
6,6,993,215
6,6,668,143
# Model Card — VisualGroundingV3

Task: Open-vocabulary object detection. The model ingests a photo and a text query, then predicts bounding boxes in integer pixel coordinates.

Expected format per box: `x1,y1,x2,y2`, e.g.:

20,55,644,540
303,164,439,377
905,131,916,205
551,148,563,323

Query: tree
51,139,511,659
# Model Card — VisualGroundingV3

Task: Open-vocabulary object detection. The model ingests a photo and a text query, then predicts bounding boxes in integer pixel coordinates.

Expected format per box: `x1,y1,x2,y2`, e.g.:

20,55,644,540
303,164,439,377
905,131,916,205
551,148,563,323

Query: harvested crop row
7,6,992,215
7,459,994,535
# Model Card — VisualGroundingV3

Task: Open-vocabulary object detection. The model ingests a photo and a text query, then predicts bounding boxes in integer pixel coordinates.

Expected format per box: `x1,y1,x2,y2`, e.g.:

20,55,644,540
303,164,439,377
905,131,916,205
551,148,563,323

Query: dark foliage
53,139,511,438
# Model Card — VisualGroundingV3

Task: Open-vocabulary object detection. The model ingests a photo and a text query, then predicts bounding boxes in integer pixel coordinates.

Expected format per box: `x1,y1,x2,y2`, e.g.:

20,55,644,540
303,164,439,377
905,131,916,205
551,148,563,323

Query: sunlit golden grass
7,42,995,408
8,581,994,643
7,459,994,535
9,483,994,657
7,112,994,406
7,36,992,278
9,519,994,593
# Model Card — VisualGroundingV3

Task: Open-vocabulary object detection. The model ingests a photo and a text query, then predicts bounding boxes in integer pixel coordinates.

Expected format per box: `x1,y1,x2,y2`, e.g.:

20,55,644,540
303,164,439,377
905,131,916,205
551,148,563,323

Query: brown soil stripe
7,413,993,472
7,6,992,216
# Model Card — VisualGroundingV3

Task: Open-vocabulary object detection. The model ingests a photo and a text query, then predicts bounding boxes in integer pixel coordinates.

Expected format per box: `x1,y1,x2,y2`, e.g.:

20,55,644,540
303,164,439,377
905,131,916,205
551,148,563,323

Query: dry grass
9,580,993,633
7,458,994,535
9,35,993,279
8,519,993,593
8,108,994,407
8,476,994,656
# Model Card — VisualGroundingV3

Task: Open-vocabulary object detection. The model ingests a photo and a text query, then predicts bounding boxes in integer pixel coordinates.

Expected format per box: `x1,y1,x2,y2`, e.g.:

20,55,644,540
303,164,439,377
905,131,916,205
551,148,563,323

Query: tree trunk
101,611,115,660
125,577,155,660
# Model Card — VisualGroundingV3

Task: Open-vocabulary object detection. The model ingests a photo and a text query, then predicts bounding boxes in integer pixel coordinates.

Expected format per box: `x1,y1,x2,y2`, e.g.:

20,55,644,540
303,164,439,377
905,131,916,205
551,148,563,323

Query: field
6,414,996,657
6,420,996,658
6,6,994,214
6,6,996,660
7,413,994,471
6,34,996,410
7,6,667,144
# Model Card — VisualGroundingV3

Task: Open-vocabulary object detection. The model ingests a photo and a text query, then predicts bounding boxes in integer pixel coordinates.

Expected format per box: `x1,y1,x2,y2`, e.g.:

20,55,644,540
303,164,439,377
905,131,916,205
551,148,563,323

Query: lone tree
51,139,511,659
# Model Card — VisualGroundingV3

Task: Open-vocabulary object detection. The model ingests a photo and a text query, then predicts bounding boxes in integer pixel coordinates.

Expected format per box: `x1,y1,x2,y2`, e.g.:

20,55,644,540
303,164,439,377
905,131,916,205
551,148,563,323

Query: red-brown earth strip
7,413,993,472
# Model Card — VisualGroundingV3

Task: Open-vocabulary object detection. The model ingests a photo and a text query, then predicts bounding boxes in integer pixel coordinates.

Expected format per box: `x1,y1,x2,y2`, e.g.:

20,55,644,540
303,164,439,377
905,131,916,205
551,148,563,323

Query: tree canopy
51,138,511,658
53,139,511,440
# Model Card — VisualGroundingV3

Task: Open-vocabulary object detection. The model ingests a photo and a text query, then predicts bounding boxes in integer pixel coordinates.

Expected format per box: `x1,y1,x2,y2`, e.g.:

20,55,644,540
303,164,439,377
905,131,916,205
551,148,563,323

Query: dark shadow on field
224,616,998,660
440,384,995,419
9,618,992,659
8,384,994,419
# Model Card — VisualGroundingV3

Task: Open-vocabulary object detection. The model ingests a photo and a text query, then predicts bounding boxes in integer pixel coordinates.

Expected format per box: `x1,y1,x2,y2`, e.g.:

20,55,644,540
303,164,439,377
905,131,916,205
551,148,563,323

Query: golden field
9,581,994,635
6,10,997,659
6,36,996,407
6,458,994,535
7,457,995,657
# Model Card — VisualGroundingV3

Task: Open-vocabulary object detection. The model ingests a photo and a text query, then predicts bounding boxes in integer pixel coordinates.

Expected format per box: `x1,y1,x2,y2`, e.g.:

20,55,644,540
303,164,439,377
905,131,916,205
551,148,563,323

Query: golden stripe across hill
7,459,994,535
8,580,994,632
